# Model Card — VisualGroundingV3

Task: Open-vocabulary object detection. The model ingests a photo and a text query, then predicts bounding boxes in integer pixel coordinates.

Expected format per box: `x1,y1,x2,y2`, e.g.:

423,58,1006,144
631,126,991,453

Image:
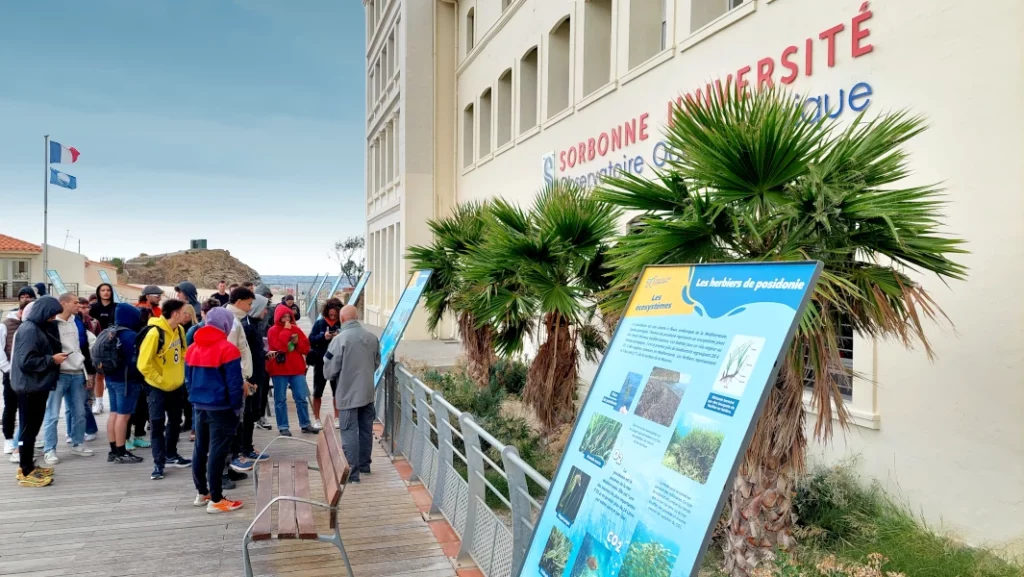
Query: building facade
365,0,1024,551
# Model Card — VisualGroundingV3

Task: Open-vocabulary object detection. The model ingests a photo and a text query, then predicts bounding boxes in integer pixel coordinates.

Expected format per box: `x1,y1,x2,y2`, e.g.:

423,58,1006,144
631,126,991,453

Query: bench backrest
317,415,351,528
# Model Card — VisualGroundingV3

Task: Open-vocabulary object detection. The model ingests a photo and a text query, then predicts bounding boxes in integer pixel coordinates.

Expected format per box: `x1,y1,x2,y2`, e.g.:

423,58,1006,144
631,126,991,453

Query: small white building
363,0,1024,553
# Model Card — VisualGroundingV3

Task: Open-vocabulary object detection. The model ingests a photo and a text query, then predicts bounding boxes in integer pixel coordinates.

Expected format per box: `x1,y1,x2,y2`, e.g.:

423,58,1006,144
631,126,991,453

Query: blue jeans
67,392,98,437
44,373,86,451
272,375,311,431
338,403,375,481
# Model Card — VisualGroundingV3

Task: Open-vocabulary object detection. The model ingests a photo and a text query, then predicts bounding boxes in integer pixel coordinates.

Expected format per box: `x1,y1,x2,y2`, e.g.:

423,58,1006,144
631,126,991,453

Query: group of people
0,278,381,512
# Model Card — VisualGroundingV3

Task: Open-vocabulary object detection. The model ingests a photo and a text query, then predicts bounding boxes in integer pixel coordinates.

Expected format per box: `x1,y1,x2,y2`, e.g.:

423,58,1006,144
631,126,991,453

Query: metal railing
376,362,551,577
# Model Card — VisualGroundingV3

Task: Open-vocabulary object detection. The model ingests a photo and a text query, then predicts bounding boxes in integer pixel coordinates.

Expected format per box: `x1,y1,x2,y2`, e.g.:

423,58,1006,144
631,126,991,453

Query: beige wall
447,0,1022,551
32,245,86,293
85,261,118,289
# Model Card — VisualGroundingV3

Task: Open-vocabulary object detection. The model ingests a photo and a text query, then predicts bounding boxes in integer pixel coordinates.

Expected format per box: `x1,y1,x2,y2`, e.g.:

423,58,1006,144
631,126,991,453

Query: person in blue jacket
185,307,244,513
104,304,146,464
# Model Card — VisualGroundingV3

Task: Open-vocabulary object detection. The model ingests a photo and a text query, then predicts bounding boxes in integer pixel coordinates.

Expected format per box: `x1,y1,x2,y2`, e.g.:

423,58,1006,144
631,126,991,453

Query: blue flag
49,168,77,190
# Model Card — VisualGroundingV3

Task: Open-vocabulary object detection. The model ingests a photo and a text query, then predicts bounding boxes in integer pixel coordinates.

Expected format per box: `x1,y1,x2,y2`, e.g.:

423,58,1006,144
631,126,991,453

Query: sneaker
65,437,72,444
84,433,97,442
334,419,340,430
113,452,144,464
359,466,372,475
300,426,319,435
314,419,323,430
15,466,54,479
17,469,52,487
255,418,272,431
193,493,211,507
230,458,253,473
226,469,248,481
207,498,243,513
145,421,151,432
43,451,59,465
165,455,191,468
132,437,151,449
3,440,14,454
107,452,116,463
221,476,237,490
92,402,103,415
150,468,164,480
70,445,94,457
278,429,292,437
34,438,43,449
245,451,270,461
124,438,136,451
9,452,19,463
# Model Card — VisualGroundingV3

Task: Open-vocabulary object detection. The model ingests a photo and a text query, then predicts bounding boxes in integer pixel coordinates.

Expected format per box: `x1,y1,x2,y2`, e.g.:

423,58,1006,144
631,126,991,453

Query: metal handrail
379,362,553,577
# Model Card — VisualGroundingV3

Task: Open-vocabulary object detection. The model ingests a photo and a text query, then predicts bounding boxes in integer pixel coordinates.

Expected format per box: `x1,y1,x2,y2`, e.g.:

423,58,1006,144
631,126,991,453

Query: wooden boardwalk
0,381,456,577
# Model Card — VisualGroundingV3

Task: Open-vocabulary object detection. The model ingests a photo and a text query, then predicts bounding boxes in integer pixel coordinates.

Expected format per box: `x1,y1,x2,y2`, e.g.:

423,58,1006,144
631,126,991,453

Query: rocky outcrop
122,249,260,290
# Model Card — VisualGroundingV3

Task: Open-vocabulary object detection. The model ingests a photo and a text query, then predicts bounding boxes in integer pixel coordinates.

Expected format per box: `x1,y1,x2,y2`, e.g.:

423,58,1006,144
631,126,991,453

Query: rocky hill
122,249,260,290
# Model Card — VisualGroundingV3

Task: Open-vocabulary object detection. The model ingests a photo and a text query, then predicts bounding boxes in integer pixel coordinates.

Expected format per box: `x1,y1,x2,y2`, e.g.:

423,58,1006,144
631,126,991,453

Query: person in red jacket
266,304,316,436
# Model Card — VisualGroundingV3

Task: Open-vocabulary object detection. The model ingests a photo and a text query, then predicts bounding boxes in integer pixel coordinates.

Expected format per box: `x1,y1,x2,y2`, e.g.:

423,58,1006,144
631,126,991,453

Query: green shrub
489,358,528,396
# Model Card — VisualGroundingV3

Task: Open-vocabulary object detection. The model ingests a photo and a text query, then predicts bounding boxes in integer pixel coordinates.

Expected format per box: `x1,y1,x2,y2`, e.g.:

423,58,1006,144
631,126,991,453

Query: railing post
411,383,432,481
383,360,397,455
502,446,532,577
429,392,452,515
399,374,415,458
457,412,484,566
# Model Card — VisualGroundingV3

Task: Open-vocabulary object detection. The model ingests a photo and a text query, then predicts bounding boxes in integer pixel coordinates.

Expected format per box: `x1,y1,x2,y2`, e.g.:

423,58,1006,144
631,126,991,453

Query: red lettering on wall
567,147,577,168
597,132,610,156
715,75,734,99
559,151,566,172
851,2,873,57
756,57,775,89
805,38,814,76
587,138,596,161
639,113,650,141
577,142,586,165
819,24,845,67
624,119,637,147
780,45,799,84
611,126,622,151
736,65,751,92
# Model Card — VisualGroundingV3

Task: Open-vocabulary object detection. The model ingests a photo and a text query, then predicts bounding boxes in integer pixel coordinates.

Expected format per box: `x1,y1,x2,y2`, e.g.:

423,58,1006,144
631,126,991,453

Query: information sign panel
373,269,433,387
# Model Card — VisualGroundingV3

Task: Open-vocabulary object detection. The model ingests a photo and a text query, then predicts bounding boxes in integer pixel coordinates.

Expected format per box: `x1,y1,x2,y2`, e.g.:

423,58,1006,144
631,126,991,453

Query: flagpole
43,134,49,280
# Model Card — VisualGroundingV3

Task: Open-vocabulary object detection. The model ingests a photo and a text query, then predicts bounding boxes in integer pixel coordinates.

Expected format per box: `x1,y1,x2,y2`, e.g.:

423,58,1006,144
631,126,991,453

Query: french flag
49,140,80,164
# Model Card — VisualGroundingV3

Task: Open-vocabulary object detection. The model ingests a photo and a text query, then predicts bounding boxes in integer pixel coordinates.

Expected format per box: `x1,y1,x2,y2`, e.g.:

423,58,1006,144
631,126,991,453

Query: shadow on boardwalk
0,373,456,577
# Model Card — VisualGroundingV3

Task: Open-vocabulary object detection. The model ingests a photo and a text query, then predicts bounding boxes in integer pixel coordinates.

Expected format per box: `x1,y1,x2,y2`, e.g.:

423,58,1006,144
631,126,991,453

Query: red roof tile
0,234,42,253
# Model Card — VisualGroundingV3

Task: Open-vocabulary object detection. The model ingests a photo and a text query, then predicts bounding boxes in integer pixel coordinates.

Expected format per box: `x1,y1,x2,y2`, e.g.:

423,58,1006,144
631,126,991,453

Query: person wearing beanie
17,286,37,306
185,307,244,513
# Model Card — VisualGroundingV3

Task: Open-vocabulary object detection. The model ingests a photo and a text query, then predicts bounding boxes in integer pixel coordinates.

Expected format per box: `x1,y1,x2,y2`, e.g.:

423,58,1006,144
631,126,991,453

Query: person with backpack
186,307,244,513
90,283,117,415
136,299,191,480
93,303,146,464
126,306,153,451
267,304,316,436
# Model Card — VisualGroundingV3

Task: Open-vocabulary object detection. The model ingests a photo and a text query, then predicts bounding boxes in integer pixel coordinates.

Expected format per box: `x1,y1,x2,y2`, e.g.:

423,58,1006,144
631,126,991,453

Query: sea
261,275,350,293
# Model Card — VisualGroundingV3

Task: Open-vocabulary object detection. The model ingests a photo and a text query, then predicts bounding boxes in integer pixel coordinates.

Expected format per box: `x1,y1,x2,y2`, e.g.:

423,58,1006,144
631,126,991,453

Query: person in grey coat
323,305,380,483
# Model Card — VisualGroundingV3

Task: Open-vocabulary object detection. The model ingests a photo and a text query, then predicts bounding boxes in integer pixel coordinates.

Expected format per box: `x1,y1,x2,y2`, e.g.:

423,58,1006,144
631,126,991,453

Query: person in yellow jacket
136,299,191,480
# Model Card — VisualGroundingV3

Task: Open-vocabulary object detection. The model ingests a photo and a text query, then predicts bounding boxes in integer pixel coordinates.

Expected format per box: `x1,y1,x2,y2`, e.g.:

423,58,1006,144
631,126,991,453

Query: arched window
692,0,745,32
547,17,571,117
519,47,539,133
463,103,475,167
583,0,613,95
466,8,476,52
497,69,513,147
479,88,493,157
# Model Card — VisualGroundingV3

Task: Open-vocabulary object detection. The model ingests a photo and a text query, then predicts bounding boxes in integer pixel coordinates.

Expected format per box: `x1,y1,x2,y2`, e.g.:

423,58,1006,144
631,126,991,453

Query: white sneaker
70,445,94,456
34,439,43,449
66,436,72,444
84,433,97,442
93,400,104,415
3,440,14,454
9,452,19,463
44,450,59,464
314,419,323,430
334,419,340,430
193,493,211,507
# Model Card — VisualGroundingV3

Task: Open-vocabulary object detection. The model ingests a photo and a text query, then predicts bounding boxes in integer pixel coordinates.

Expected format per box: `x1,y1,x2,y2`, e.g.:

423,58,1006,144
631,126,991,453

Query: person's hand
283,319,292,330
325,331,335,340
53,353,69,364
290,334,299,343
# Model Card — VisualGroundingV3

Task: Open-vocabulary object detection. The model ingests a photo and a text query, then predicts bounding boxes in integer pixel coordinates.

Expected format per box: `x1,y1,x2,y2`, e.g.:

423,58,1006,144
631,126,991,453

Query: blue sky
0,0,365,275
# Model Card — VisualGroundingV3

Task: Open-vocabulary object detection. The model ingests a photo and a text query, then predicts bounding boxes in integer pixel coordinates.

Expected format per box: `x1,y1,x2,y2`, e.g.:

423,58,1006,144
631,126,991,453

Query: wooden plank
278,461,298,539
321,416,350,488
252,460,275,541
293,461,318,539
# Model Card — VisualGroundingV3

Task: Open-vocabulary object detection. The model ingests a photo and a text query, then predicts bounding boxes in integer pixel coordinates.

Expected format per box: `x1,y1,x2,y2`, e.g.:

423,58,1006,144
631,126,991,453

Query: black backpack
92,326,128,376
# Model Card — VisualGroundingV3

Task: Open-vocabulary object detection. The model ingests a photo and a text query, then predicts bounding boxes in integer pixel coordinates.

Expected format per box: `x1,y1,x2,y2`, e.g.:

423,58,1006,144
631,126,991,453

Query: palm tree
596,87,966,576
465,182,620,430
406,201,495,385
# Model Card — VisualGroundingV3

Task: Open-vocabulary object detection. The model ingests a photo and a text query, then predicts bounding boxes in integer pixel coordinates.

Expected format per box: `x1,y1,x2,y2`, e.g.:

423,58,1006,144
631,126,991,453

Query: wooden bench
242,415,354,577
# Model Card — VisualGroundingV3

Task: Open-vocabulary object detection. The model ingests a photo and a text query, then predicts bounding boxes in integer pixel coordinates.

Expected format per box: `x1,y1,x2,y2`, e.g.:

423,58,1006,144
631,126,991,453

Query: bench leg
242,534,255,577
321,524,355,577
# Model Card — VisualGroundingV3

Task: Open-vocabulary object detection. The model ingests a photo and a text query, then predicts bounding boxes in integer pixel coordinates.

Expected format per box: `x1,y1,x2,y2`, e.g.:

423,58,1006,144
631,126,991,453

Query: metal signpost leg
383,359,397,456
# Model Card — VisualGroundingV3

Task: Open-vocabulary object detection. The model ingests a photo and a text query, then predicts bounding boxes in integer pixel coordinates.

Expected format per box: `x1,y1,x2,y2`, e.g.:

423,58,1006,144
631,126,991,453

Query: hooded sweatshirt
176,282,202,318
225,303,254,381
107,304,145,385
89,284,117,330
33,282,47,297
11,296,64,394
185,307,243,415
242,295,270,388
266,304,310,377
57,311,93,375
136,314,187,392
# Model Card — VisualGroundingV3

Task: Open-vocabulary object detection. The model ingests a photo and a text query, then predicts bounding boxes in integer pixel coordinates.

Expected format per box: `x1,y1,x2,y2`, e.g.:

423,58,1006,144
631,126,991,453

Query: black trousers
2,372,17,440
131,387,149,437
147,387,183,470
192,409,237,502
17,390,49,476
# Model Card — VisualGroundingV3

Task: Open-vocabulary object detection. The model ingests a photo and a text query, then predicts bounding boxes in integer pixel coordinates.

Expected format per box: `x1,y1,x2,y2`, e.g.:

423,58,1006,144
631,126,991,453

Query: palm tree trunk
458,312,495,386
524,312,578,431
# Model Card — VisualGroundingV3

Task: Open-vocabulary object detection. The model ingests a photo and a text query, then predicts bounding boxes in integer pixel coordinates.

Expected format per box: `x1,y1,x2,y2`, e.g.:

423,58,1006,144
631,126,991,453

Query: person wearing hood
185,307,244,513
89,283,117,415
11,296,65,487
229,294,272,472
266,304,315,436
254,283,274,335
33,282,47,297
1,300,30,456
17,286,37,307
102,304,146,464
137,299,192,480
175,282,201,438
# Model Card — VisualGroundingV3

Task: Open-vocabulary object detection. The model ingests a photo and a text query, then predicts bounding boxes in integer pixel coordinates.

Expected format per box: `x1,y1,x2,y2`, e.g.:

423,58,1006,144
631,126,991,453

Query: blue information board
348,271,372,306
46,270,68,296
305,274,330,316
97,270,121,303
521,262,820,577
373,269,433,387
316,275,346,321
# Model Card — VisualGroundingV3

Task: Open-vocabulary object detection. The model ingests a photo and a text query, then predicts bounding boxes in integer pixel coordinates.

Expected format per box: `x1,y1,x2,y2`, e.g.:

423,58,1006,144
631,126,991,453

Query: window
387,32,395,79
466,8,476,52
629,0,667,69
691,0,745,33
803,313,854,400
519,47,539,133
463,103,475,167
497,69,513,147
479,88,493,157
385,122,395,182
583,0,613,96
547,17,571,117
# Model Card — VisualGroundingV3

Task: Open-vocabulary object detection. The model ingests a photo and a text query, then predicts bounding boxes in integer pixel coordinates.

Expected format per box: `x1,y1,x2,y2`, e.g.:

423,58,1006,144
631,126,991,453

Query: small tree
331,236,365,287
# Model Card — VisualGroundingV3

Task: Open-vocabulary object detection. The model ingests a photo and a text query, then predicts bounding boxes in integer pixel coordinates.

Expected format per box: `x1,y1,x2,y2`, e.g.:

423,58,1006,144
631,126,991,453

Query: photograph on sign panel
662,412,725,485
613,372,643,414
568,533,618,577
578,413,622,465
711,335,766,397
634,367,687,427
538,526,573,577
554,466,591,526
619,521,680,577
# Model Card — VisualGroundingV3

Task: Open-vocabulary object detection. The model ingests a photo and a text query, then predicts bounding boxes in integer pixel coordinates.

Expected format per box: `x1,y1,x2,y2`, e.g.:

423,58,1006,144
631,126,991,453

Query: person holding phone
266,304,315,436
307,298,343,430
